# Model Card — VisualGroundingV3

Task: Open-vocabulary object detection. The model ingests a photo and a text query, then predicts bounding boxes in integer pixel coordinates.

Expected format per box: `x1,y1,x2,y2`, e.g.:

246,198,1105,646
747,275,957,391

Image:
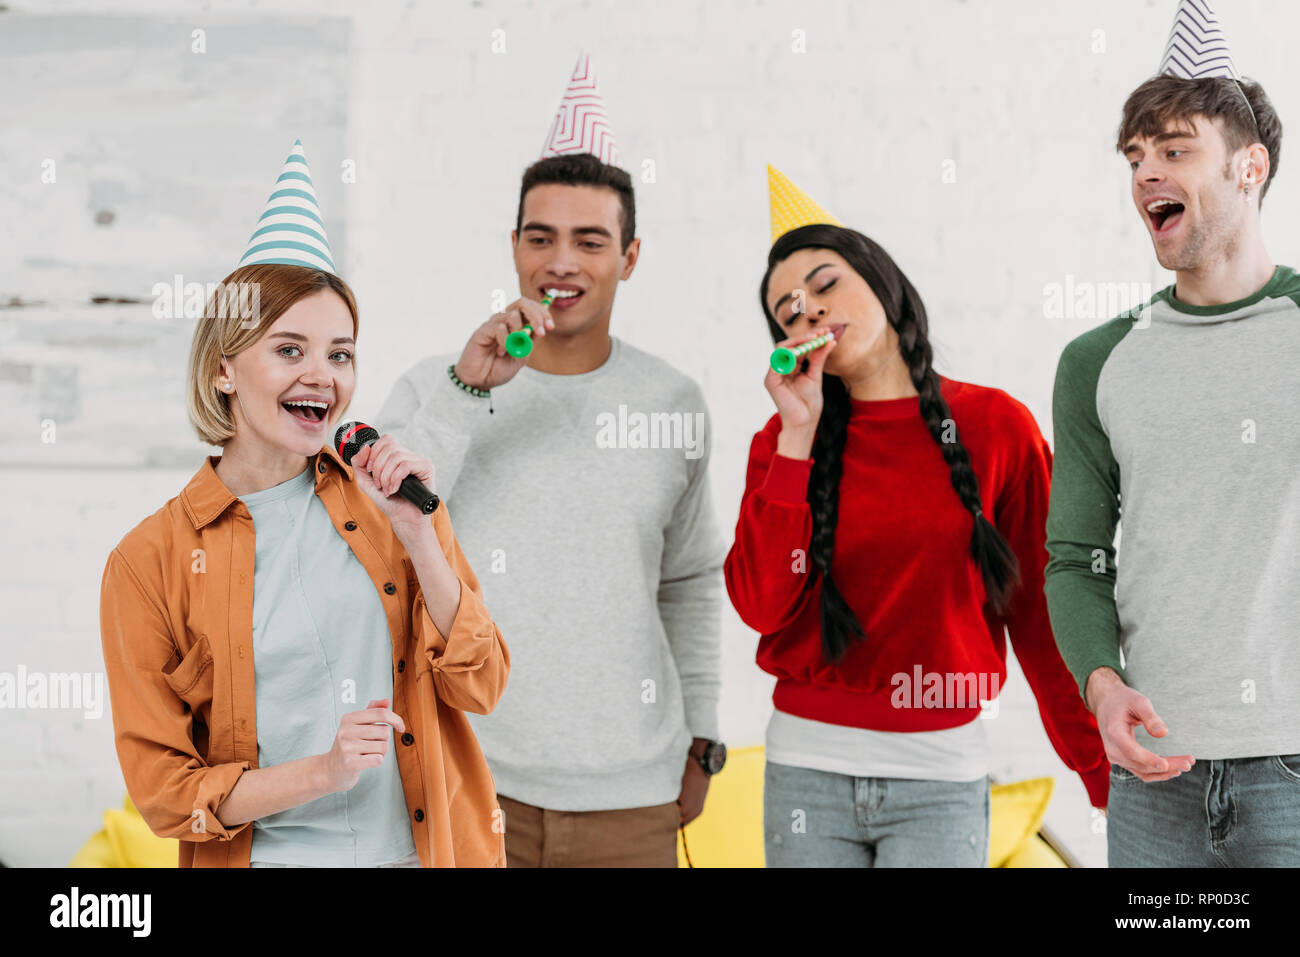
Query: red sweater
725,375,1110,808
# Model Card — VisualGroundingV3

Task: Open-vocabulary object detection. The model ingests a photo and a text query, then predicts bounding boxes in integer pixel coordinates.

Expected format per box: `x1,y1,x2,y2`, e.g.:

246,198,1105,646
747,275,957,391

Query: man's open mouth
282,400,329,423
543,285,584,309
1146,198,1185,233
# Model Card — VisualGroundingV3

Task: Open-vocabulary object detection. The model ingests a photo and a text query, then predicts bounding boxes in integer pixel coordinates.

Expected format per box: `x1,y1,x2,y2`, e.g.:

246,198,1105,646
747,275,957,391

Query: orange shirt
98,441,510,867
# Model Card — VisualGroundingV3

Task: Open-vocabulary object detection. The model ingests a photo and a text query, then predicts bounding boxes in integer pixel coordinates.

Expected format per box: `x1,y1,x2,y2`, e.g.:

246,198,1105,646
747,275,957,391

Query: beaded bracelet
447,364,495,414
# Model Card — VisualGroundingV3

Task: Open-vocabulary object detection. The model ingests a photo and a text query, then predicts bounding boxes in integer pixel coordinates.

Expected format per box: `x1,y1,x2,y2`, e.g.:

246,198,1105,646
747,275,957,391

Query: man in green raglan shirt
1044,39,1300,864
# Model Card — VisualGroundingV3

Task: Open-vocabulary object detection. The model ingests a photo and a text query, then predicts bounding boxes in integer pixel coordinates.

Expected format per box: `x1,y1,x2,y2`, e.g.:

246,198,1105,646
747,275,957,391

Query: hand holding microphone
339,423,463,637
334,422,440,536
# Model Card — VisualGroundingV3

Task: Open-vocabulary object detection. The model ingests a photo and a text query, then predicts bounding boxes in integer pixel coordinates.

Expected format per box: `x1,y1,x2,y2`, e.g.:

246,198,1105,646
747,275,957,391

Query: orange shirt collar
179,441,351,530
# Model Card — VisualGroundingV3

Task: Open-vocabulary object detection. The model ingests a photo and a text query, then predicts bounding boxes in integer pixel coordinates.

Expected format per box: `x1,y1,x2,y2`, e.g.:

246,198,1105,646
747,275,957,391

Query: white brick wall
3,0,1296,867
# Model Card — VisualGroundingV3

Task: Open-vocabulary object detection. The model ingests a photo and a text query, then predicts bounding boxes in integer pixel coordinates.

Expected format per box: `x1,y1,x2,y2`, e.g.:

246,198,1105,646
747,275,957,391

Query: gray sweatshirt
376,336,725,810
1045,265,1300,760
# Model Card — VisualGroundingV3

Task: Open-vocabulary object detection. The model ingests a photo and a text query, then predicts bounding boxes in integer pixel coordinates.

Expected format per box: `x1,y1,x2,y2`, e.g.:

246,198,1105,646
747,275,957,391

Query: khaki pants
498,794,679,867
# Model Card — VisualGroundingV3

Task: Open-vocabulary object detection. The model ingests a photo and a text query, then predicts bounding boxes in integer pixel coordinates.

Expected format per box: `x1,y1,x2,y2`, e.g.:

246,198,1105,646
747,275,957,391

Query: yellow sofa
72,749,1076,867
69,794,178,868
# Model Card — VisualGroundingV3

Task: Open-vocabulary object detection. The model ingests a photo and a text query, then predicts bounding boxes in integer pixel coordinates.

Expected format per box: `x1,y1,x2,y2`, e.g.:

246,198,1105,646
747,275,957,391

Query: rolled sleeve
413,580,509,715
166,757,253,841
100,548,253,843
412,509,510,715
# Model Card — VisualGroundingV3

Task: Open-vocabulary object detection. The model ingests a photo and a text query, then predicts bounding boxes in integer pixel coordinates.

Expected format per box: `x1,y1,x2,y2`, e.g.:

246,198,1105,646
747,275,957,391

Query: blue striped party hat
237,139,337,274
1158,0,1240,79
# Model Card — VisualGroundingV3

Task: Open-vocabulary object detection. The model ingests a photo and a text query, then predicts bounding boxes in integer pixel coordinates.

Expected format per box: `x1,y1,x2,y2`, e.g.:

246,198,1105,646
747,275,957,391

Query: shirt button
397,659,406,673
413,809,424,823
384,582,396,595
402,732,414,746
344,521,357,531
318,461,327,474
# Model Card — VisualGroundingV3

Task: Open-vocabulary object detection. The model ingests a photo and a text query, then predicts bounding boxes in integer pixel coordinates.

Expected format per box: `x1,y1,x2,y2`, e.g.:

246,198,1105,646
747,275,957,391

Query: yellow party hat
768,164,843,244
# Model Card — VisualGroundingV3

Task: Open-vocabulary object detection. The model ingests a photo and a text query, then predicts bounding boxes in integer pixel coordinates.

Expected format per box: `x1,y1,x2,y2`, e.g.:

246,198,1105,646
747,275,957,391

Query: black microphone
333,421,440,515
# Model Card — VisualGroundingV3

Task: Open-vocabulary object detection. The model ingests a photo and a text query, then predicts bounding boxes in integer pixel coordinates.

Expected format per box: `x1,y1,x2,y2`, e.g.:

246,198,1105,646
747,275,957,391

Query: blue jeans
1107,754,1300,866
763,760,989,867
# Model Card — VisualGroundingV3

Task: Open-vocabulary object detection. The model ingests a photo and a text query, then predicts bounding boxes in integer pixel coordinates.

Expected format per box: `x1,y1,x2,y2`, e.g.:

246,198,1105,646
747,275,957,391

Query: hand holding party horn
771,329,837,375
505,293,553,357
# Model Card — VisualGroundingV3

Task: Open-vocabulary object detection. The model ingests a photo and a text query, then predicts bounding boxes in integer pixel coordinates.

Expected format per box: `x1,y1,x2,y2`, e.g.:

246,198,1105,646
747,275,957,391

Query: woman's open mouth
282,399,330,430
1146,198,1185,236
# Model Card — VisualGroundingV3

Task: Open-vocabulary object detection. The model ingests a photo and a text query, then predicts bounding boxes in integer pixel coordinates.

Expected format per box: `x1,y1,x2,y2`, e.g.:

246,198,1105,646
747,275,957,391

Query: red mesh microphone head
333,421,380,464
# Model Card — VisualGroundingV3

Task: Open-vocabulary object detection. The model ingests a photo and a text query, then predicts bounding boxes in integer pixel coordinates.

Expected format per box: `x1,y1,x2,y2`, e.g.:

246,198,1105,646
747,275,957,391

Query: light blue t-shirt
239,464,415,866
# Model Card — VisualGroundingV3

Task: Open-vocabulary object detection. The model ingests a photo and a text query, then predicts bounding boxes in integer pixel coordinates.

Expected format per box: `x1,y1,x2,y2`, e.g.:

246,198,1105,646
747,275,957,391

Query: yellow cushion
676,746,766,868
988,777,1056,867
677,748,1069,868
69,794,179,868
1003,833,1068,868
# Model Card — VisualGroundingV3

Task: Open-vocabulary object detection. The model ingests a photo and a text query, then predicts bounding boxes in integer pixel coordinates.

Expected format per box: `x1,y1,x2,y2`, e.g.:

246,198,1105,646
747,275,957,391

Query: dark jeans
1108,753,1300,866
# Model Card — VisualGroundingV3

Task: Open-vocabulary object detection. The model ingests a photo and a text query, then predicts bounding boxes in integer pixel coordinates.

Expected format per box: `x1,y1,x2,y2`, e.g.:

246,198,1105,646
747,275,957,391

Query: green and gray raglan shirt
1045,265,1300,761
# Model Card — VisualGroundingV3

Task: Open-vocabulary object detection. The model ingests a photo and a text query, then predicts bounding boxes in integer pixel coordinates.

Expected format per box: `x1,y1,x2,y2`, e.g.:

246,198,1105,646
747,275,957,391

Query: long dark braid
805,372,864,661
760,225,1020,664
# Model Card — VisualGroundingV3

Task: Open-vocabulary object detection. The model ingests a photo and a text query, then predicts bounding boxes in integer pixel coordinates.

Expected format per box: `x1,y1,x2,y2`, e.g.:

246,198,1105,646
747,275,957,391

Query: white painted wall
2,0,1296,867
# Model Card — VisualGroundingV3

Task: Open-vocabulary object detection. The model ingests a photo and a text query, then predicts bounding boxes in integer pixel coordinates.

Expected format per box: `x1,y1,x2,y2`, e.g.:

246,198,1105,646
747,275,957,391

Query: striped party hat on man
1158,0,1239,79
540,52,620,167
768,165,843,244
237,139,337,274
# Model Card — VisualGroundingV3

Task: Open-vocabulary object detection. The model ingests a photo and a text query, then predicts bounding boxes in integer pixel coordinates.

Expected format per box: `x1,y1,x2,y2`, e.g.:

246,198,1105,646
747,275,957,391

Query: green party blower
770,330,835,375
505,293,554,358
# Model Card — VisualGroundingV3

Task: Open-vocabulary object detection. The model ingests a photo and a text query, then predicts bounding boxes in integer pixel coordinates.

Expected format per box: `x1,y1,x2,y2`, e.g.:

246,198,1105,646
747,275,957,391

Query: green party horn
505,326,533,357
505,293,553,358
771,330,836,375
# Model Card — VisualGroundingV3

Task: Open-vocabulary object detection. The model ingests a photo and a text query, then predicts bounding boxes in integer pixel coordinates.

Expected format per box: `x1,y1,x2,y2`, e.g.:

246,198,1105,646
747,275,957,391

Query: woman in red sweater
726,224,1110,867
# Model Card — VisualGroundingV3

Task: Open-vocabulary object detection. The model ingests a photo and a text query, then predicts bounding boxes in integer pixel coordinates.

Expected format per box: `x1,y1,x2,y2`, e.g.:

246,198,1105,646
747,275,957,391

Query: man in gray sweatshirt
376,152,726,866
1045,67,1300,866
